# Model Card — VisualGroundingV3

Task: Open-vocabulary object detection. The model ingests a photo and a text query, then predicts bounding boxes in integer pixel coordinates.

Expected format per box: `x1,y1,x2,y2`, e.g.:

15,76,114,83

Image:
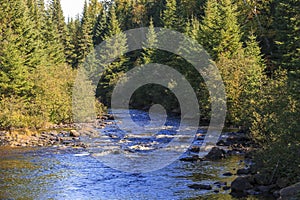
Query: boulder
279,182,300,200
204,147,226,161
231,176,253,197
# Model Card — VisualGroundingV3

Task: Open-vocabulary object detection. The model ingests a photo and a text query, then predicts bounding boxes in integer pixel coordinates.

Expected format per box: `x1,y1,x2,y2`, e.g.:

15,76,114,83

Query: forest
0,0,299,191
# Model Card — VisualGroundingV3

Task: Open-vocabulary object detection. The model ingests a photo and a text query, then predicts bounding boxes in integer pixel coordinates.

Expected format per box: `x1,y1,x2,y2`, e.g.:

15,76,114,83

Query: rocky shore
0,114,114,148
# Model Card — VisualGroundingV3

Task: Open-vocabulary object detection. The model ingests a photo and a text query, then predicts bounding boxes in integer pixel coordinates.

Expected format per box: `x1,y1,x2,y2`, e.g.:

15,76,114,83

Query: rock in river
204,147,226,161
188,184,212,190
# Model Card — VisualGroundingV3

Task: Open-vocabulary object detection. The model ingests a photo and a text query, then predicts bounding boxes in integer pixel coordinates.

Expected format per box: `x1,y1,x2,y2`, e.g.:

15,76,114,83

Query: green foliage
96,5,128,105
200,0,243,60
250,70,300,183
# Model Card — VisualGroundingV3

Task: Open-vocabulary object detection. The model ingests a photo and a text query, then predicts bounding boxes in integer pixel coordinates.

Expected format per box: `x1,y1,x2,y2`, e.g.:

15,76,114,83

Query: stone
279,182,300,200
188,184,212,190
180,155,200,162
189,146,200,153
204,147,226,161
231,176,253,196
70,130,80,137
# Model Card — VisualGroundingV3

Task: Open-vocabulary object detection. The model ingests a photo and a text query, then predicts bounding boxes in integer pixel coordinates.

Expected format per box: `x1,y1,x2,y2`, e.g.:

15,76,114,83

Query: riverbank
0,114,114,148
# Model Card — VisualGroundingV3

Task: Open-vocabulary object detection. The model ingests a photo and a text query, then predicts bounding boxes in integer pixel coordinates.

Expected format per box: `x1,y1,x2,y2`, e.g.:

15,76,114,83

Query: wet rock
188,184,212,190
214,181,227,186
237,168,250,175
223,172,233,177
180,155,200,162
204,147,226,161
70,130,80,137
189,146,200,153
279,182,300,200
231,176,253,197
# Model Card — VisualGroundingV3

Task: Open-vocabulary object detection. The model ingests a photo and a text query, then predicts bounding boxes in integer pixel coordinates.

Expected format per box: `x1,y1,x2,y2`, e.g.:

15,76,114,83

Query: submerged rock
188,184,212,190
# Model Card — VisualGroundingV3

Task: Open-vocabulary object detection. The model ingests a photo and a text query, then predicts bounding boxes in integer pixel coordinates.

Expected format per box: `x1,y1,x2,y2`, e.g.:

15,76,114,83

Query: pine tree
162,0,179,30
93,7,108,46
200,0,243,60
142,18,158,64
272,0,300,72
0,0,36,97
77,1,94,66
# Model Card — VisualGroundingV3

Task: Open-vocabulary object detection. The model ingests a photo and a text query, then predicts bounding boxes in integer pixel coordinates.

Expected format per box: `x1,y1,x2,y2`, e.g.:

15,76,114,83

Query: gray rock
279,182,300,200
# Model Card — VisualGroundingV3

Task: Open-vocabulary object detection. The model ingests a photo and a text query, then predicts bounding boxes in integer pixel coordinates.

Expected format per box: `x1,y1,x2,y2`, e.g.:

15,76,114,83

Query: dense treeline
0,0,299,185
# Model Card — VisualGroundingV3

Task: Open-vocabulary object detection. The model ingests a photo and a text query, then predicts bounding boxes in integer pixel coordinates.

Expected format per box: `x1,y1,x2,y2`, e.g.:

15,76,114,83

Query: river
0,110,263,200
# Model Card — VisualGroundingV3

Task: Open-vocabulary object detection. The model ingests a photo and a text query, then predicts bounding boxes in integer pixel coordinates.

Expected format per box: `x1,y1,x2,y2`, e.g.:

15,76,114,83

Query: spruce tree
162,0,179,30
142,18,158,64
200,0,243,60
93,8,108,46
77,1,94,66
96,5,128,105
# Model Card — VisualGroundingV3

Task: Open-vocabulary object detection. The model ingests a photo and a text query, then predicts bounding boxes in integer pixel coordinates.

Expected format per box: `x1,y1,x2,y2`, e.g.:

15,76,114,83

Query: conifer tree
0,0,36,97
77,1,94,66
200,0,243,60
162,0,179,30
96,5,128,105
142,18,158,64
272,0,300,72
93,8,108,46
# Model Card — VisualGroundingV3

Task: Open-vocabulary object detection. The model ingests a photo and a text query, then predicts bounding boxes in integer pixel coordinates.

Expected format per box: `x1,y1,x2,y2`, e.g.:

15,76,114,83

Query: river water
0,110,260,200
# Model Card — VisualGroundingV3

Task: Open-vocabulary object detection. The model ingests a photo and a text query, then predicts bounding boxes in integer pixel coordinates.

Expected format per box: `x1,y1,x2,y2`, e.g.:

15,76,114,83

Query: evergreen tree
162,0,180,30
93,7,108,46
77,1,94,66
0,0,36,97
96,5,128,105
200,0,243,60
272,0,300,72
142,18,158,64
